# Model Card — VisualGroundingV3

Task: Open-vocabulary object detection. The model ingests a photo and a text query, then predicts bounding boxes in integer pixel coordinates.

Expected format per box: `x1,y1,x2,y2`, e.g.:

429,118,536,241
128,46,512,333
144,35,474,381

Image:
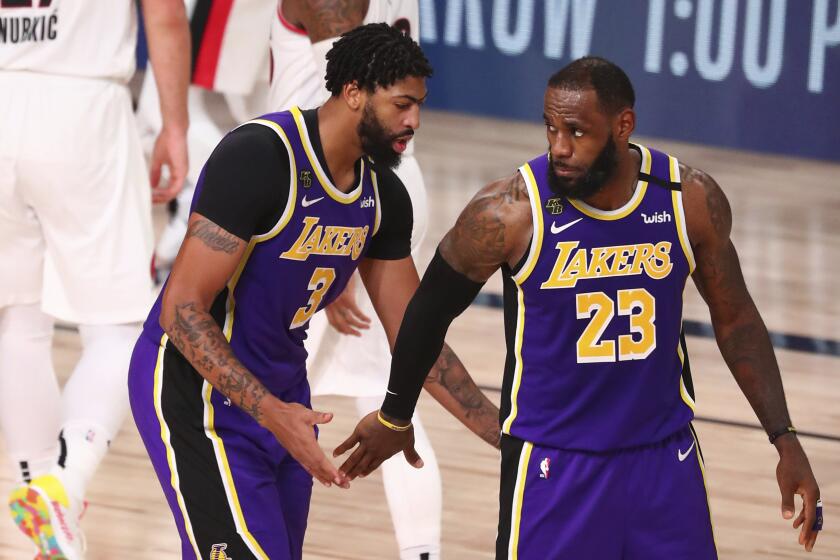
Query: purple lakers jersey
500,144,696,451
142,107,384,395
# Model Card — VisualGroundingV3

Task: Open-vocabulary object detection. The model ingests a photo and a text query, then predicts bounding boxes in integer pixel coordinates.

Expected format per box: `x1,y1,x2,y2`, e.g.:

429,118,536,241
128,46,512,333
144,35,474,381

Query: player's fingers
780,484,795,520
299,442,337,487
152,184,180,204
345,451,374,480
402,445,424,469
806,531,818,552
332,431,360,457
149,157,162,190
799,494,817,546
361,457,386,477
310,410,333,425
342,311,370,331
338,445,367,479
344,300,371,324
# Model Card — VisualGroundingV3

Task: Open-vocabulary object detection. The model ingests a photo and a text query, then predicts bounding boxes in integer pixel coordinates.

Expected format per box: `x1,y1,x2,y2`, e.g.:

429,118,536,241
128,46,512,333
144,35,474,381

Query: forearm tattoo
186,219,241,254
167,301,269,423
425,345,501,448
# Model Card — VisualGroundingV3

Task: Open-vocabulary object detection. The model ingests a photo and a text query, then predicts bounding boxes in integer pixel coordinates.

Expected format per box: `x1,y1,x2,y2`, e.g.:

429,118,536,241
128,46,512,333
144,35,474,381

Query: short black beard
547,135,619,199
357,102,407,170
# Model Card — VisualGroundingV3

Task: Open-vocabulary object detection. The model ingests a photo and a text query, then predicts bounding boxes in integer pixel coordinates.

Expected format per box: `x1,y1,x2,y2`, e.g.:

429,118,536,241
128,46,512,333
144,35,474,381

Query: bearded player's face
543,87,620,199
358,76,427,169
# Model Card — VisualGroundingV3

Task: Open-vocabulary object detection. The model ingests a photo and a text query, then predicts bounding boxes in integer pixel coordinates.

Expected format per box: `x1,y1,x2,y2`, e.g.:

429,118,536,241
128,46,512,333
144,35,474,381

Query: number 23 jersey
501,144,696,451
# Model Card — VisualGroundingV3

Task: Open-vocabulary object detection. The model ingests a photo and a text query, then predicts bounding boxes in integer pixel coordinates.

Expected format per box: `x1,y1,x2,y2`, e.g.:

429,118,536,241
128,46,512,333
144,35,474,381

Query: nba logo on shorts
539,457,551,479
210,543,231,559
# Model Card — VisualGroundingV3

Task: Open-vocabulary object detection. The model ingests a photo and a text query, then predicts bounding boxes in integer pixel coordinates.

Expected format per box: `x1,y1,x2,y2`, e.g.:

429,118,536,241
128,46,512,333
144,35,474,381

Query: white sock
0,304,61,484
52,422,109,503
54,322,139,500
354,396,442,558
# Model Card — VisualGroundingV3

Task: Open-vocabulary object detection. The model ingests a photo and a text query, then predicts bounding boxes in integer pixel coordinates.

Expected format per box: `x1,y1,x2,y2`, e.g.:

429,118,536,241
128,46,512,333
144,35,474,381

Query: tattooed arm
333,173,532,478
160,213,347,488
682,164,820,551
282,0,368,42
356,256,501,449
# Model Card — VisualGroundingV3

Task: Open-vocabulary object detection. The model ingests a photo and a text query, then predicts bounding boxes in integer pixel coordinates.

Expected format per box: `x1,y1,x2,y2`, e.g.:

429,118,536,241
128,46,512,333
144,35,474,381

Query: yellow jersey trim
202,381,269,559
691,427,719,554
567,143,652,220
501,286,527,433
672,190,696,274
507,442,533,559
153,334,202,559
371,168,382,236
222,118,298,341
290,106,364,204
511,163,544,285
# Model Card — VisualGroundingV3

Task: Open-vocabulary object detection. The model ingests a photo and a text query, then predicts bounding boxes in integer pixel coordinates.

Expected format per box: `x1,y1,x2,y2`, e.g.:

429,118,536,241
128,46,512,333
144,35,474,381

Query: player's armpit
285,0,368,43
439,172,533,283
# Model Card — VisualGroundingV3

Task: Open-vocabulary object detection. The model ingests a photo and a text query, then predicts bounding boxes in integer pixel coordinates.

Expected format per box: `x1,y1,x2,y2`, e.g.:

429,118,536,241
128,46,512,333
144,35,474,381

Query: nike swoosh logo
386,389,398,396
678,441,696,462
301,196,324,208
550,218,583,235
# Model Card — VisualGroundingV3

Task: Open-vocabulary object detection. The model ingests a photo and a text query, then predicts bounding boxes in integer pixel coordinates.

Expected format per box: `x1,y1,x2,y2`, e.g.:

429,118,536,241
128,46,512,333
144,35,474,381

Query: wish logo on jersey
280,216,369,262
541,241,673,289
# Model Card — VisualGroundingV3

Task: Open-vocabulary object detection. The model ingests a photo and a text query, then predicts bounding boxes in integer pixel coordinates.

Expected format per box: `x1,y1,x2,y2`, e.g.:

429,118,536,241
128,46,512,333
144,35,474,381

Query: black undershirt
194,108,413,260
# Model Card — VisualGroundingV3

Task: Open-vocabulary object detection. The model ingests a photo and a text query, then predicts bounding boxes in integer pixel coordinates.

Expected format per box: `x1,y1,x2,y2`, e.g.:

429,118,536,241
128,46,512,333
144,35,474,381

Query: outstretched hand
333,410,423,480
775,437,821,552
261,400,349,489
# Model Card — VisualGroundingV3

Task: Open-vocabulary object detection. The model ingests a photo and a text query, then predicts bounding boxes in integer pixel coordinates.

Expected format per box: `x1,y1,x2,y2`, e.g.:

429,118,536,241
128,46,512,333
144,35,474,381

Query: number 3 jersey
501,144,696,451
141,107,413,396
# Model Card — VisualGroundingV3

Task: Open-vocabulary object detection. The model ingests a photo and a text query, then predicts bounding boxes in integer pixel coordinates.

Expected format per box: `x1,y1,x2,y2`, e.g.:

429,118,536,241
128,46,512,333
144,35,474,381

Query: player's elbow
159,282,207,335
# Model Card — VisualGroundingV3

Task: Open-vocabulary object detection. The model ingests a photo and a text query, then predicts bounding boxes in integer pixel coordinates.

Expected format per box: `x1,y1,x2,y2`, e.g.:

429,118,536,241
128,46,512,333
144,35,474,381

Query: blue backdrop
418,0,840,161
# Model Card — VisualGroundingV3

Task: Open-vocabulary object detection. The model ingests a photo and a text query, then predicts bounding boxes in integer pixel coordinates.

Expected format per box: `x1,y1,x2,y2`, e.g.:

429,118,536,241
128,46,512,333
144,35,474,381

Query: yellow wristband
377,411,412,432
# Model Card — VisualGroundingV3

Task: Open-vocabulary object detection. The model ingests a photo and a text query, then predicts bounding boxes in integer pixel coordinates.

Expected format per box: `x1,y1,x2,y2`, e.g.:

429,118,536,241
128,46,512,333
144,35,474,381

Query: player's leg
623,425,718,560
0,305,61,484
12,75,155,558
129,337,295,559
273,449,314,560
0,146,61,485
354,395,442,560
496,435,625,559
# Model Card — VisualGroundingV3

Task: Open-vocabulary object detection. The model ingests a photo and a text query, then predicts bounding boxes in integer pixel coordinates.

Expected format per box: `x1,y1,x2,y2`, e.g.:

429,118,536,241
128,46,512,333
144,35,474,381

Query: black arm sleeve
194,124,291,240
380,249,485,421
365,165,413,260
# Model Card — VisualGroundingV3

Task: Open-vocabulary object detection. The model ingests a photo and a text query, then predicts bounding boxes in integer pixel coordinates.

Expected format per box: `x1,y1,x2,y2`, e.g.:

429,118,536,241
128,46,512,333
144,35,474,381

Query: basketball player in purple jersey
338,57,823,557
127,24,499,560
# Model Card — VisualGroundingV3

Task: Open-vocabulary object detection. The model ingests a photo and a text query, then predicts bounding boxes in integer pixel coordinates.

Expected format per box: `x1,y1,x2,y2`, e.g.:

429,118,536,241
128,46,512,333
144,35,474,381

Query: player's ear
343,81,364,111
615,107,635,142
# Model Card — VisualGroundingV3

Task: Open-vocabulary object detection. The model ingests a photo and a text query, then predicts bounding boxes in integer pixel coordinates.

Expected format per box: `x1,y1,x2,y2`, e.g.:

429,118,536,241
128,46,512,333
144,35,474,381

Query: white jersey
268,0,419,112
0,0,137,83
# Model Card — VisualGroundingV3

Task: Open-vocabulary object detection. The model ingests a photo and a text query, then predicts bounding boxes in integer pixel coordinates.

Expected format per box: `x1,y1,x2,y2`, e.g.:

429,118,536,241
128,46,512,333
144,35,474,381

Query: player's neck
317,102,364,192
578,146,641,211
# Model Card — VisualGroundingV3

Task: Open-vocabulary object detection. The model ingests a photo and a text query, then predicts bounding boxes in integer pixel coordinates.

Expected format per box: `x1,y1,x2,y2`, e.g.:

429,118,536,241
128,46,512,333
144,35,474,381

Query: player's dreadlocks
325,22,433,96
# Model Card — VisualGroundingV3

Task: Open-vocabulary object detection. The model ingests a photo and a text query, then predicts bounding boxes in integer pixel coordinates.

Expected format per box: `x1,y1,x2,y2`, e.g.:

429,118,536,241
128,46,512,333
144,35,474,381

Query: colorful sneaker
9,475,85,560
9,483,39,543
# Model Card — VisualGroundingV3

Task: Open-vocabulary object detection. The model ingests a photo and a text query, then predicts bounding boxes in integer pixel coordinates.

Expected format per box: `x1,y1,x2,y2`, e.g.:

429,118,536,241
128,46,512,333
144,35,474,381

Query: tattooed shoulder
680,163,732,245
440,172,532,282
303,0,368,42
187,218,243,254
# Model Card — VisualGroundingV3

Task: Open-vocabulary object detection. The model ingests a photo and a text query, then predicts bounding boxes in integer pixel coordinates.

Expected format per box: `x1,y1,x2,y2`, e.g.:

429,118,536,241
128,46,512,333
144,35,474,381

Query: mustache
391,129,414,141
